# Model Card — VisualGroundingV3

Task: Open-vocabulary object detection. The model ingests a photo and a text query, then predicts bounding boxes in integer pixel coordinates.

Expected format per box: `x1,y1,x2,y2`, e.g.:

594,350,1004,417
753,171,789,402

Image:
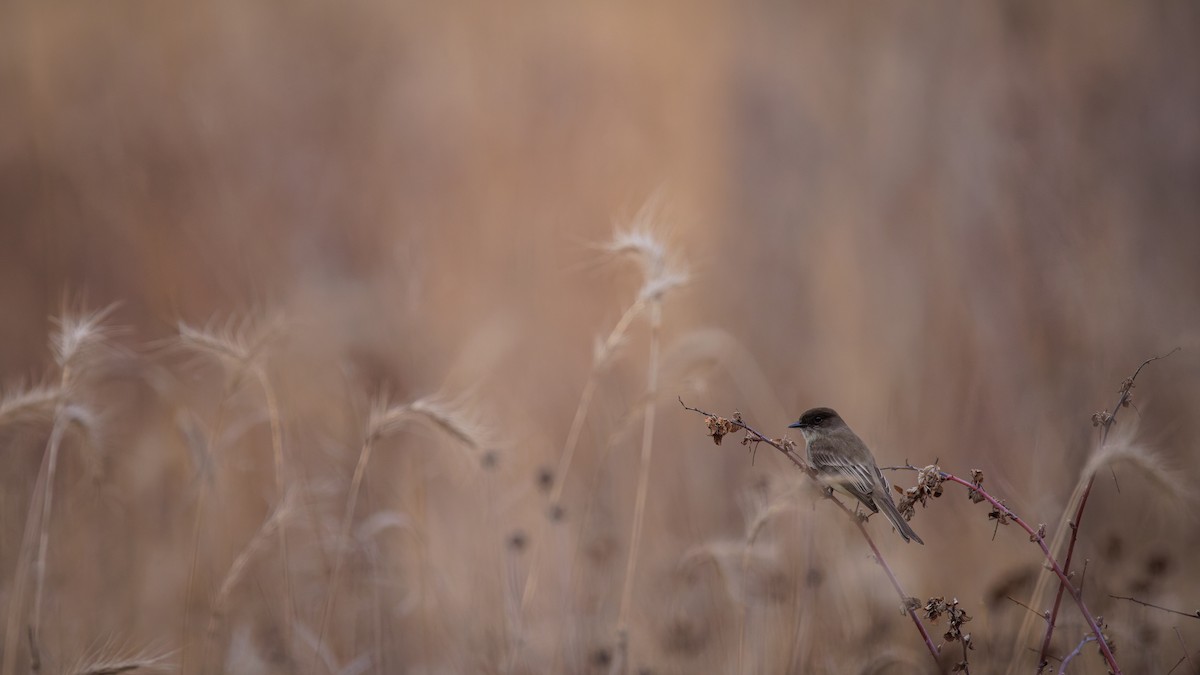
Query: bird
789,407,923,544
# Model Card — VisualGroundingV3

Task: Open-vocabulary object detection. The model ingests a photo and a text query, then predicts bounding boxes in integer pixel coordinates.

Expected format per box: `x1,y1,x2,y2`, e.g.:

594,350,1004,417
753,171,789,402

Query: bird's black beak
788,421,803,429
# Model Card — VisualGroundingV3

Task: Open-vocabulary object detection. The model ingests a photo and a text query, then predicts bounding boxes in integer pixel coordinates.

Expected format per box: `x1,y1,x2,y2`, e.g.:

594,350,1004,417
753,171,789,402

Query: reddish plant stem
1035,350,1175,672
1035,476,1092,672
927,470,1119,674
678,400,941,667
1057,635,1095,675
845,506,941,662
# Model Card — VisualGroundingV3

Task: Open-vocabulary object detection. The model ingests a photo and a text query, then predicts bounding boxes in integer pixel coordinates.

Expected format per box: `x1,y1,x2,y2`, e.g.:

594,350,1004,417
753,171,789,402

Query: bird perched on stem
789,407,923,544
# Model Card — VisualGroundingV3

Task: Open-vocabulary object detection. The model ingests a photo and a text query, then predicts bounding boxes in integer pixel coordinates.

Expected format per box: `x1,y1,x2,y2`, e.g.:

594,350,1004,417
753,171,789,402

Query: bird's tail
877,493,924,544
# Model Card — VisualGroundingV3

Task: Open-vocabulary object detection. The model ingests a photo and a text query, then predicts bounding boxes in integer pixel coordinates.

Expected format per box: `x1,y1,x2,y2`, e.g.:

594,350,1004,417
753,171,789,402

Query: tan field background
2,2,1199,674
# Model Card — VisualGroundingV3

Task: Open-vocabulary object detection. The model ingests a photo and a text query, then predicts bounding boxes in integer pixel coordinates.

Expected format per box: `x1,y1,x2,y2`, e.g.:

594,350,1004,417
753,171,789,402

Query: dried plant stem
737,502,792,674
204,492,294,673
316,434,376,657
1108,594,1200,620
1,433,52,675
516,299,646,618
27,362,76,654
552,299,645,511
848,509,940,662
1057,635,1094,675
894,465,1120,673
1034,476,1094,672
3,364,76,675
678,400,941,667
1035,351,1174,673
253,366,294,648
611,300,663,675
181,387,234,675
1173,627,1196,674
30,410,70,648
505,300,648,674
319,397,479,666
406,450,434,669
510,373,600,631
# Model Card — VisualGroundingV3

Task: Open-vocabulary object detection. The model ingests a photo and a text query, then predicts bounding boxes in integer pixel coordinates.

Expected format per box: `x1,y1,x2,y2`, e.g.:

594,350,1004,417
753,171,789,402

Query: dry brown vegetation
2,2,1200,674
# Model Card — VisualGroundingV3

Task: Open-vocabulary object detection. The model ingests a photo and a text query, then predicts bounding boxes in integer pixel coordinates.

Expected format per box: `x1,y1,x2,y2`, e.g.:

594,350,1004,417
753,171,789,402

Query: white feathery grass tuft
67,638,176,674
603,221,689,304
176,311,286,373
0,382,61,428
610,197,686,675
587,208,688,370
1013,404,1189,671
367,393,488,455
51,303,123,372
177,310,296,659
2,304,125,675
1082,419,1189,506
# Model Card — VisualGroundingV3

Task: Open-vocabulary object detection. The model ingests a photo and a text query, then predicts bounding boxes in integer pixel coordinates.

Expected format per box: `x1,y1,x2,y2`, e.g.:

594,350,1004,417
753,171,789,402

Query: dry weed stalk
730,482,798,672
1029,351,1176,673
252,367,294,644
922,597,974,673
602,218,687,675
510,287,646,637
204,491,297,672
317,393,484,659
175,315,293,673
611,299,662,675
2,304,118,675
1056,634,1096,675
890,463,1120,673
1108,594,1200,620
508,214,686,674
678,400,942,666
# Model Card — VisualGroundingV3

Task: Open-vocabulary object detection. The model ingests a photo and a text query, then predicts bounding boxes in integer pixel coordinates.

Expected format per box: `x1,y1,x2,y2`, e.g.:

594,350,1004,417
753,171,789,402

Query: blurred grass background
1,1,1198,673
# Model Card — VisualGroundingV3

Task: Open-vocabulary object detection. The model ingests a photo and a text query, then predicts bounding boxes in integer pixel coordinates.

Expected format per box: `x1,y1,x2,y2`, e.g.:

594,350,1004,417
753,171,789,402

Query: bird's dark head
788,407,843,431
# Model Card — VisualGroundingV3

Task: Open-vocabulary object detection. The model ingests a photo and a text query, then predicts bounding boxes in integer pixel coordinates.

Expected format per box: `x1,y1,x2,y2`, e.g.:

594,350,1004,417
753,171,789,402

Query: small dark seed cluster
703,412,742,445
966,469,986,504
895,464,944,522
923,596,974,672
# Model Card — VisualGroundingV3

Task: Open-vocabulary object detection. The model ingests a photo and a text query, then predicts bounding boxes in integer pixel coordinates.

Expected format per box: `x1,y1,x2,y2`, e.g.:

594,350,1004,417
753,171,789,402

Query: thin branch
1057,635,1094,675
514,297,646,652
1038,349,1177,672
1108,594,1200,620
1005,595,1048,620
678,399,941,666
612,299,664,675
1174,626,1195,674
253,365,294,652
1027,646,1060,665
888,464,1120,674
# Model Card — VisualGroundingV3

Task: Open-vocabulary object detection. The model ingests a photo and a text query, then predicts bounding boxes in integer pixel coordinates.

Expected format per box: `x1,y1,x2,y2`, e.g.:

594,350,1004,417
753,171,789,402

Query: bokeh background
1,2,1198,673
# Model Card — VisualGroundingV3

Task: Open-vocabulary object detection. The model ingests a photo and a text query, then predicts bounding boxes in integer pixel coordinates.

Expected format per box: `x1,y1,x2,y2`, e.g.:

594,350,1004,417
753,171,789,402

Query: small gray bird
789,407,923,544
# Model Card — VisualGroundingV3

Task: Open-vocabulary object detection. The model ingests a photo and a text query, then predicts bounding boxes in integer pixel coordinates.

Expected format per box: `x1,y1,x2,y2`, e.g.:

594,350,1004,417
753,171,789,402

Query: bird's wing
807,438,879,513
